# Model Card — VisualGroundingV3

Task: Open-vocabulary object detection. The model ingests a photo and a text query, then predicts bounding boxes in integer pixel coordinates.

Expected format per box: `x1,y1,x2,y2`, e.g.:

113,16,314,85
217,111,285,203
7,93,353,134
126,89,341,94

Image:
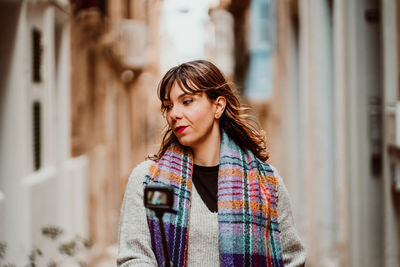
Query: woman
118,60,306,267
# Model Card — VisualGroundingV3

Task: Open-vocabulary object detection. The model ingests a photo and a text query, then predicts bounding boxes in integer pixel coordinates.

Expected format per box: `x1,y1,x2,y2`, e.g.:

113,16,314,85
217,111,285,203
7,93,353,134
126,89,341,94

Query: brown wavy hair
153,60,269,161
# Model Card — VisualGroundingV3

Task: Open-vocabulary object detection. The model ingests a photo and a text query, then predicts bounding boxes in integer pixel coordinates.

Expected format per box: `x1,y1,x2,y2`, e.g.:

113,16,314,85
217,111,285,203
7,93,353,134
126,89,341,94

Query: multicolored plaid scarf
144,131,283,266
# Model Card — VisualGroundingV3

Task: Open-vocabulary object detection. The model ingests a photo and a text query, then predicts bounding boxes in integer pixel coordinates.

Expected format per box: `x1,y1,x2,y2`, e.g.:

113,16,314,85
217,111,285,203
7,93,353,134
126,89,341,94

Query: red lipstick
175,126,187,133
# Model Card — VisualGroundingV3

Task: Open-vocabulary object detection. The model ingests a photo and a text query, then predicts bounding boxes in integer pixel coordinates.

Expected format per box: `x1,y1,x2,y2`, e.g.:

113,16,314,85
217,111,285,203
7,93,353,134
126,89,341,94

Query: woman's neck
192,126,221,166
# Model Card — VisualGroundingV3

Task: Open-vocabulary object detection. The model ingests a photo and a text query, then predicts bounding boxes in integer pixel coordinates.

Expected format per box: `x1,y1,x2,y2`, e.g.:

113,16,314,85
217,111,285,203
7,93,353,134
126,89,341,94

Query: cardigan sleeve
276,174,307,267
117,160,158,267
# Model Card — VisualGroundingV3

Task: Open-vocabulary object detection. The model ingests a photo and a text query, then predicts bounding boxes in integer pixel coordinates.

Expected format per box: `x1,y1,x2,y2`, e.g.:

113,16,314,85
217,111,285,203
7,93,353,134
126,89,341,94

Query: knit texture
117,161,306,267
145,132,283,267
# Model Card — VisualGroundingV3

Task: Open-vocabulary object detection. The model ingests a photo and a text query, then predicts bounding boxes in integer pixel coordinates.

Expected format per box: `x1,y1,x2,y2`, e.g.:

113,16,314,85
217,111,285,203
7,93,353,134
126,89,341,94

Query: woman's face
163,82,222,149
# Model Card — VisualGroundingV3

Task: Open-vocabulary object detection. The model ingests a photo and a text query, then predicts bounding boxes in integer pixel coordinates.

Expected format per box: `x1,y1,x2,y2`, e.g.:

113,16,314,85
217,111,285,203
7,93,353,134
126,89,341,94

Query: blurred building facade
0,0,163,265
2,0,400,266
265,0,400,266
70,0,164,264
0,0,83,265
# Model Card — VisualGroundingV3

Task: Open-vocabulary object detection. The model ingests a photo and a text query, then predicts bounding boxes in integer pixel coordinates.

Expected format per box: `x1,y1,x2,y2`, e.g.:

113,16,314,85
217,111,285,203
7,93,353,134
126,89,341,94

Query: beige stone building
70,0,164,264
0,0,164,265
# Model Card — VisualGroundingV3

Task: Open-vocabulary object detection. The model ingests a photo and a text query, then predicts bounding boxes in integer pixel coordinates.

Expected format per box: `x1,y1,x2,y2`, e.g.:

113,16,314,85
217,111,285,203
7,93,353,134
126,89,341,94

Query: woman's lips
175,126,187,133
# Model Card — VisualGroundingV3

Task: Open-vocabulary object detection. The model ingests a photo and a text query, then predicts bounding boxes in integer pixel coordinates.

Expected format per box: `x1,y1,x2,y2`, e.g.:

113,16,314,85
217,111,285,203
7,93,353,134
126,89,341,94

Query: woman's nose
169,106,183,120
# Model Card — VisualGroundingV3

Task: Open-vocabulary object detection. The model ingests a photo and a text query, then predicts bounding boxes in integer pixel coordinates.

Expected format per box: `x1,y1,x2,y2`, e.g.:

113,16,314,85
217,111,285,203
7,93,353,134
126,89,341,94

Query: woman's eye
183,99,193,105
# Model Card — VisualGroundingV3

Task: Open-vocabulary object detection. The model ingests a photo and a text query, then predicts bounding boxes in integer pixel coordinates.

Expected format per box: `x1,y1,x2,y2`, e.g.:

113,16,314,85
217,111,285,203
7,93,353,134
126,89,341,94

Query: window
33,102,41,170
32,28,42,83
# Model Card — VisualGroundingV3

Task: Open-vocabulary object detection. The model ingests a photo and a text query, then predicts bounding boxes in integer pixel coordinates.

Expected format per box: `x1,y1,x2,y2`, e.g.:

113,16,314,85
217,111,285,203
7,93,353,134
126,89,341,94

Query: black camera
144,184,176,267
144,184,175,213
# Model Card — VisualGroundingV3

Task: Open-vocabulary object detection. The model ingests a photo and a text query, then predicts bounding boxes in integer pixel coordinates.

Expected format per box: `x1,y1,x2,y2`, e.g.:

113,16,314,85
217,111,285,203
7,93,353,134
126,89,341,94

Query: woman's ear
214,96,227,119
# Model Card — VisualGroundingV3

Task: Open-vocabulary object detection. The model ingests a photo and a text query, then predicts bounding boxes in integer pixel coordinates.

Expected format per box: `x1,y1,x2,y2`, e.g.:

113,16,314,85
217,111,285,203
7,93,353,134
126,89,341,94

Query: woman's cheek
166,117,173,128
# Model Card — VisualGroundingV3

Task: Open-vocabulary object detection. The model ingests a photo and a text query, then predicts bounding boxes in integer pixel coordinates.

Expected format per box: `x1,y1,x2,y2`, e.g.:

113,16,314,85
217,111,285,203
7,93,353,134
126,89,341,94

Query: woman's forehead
164,80,199,101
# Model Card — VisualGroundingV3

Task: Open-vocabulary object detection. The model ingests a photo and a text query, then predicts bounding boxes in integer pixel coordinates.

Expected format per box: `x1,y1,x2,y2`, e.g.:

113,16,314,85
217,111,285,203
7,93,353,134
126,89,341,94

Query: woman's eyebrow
163,92,197,102
170,92,194,100
177,93,189,99
178,91,200,99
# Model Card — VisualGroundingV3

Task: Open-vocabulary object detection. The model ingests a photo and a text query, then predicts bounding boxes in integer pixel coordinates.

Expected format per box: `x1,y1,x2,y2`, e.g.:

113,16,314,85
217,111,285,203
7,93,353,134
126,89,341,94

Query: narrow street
1,0,400,266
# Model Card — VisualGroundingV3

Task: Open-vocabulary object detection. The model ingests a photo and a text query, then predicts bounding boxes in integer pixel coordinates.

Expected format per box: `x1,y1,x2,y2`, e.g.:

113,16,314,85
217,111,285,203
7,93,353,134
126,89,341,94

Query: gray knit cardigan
117,160,306,266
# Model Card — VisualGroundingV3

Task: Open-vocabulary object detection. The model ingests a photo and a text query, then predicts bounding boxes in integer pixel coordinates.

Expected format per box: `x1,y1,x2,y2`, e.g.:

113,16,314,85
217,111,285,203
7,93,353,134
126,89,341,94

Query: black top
192,164,219,213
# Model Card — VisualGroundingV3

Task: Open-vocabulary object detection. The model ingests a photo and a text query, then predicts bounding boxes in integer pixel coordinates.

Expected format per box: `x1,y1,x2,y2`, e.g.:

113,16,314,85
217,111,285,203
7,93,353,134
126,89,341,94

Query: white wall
346,1,384,266
23,167,58,248
382,1,400,266
333,0,350,265
299,1,337,265
0,2,31,264
0,192,4,240
0,1,88,265
278,0,390,265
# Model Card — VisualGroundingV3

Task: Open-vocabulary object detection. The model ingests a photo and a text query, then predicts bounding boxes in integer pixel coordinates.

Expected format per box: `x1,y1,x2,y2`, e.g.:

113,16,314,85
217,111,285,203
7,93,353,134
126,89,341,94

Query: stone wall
70,1,163,263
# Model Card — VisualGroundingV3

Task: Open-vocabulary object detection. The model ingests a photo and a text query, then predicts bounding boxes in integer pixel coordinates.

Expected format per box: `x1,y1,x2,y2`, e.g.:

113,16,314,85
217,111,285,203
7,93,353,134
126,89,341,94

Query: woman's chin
176,137,194,148
177,140,191,147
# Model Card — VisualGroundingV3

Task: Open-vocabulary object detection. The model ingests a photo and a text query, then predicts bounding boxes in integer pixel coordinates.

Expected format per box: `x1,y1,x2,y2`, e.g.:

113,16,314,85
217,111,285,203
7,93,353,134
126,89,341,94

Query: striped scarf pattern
145,131,283,266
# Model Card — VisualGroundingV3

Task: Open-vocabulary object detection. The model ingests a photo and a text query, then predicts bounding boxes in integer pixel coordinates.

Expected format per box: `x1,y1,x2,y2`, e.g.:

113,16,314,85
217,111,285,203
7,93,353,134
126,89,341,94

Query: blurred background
0,0,399,266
